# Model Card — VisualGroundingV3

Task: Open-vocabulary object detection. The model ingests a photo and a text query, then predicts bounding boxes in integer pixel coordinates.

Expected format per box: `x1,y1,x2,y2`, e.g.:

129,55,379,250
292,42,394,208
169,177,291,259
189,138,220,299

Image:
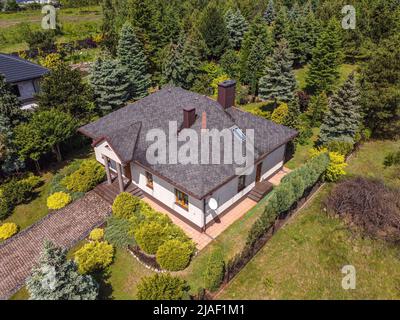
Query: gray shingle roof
0,53,49,83
79,87,297,199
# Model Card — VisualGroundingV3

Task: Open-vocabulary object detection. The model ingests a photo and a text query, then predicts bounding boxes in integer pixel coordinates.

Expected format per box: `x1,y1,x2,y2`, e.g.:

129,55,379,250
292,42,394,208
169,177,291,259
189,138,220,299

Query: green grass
294,64,358,91
218,139,400,299
285,127,320,170
0,6,102,52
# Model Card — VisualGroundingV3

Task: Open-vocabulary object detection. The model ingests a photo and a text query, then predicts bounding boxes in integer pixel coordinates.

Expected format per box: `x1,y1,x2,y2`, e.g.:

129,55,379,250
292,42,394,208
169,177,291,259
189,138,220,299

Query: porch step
94,181,143,205
247,181,274,203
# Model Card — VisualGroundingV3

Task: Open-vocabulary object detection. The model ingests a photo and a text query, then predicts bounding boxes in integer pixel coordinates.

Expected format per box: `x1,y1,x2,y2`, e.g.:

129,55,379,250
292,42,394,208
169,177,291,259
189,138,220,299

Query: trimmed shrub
104,216,135,249
271,102,289,124
49,160,84,200
47,192,72,210
112,192,142,219
74,241,114,274
324,140,354,156
0,222,18,241
61,159,105,193
310,148,347,182
22,174,42,190
0,193,12,220
274,182,295,213
89,228,104,241
156,240,193,271
203,250,225,292
136,273,189,300
134,221,169,255
246,205,277,247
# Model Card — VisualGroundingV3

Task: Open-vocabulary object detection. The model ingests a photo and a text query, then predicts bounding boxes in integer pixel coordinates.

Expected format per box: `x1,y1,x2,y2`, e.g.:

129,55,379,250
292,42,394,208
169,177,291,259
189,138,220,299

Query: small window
146,171,153,189
11,85,21,97
238,175,246,192
175,189,188,210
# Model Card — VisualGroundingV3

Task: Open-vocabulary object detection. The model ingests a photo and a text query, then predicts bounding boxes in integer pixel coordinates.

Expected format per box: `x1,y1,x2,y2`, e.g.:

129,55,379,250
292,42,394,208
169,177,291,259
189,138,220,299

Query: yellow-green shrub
47,192,72,210
74,241,114,274
112,192,142,219
62,159,105,193
271,102,289,124
0,223,18,241
89,228,104,241
156,239,194,271
310,148,347,182
135,221,169,255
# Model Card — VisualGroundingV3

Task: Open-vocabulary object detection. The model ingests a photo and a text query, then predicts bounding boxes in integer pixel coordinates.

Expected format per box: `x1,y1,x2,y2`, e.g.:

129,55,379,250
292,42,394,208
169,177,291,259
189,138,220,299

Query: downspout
203,198,207,233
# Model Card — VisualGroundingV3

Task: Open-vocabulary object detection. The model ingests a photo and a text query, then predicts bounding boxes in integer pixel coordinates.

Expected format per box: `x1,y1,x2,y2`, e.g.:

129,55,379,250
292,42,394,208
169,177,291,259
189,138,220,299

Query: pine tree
37,62,90,117
263,0,275,25
198,1,229,59
0,73,22,126
360,34,400,138
240,15,272,85
305,19,343,94
319,73,361,144
26,241,98,300
0,115,24,175
288,1,301,21
162,40,185,88
220,49,241,80
101,0,118,55
306,91,329,126
259,39,297,103
117,22,151,100
90,57,130,112
273,6,289,43
246,38,268,96
224,9,248,50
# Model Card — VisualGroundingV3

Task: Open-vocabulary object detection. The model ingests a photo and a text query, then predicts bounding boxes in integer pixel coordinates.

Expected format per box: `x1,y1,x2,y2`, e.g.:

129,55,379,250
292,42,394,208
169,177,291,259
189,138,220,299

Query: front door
256,163,262,182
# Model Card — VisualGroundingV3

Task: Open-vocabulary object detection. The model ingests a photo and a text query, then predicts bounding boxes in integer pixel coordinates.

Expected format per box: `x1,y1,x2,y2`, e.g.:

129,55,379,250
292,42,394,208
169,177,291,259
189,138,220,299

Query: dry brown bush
325,177,400,242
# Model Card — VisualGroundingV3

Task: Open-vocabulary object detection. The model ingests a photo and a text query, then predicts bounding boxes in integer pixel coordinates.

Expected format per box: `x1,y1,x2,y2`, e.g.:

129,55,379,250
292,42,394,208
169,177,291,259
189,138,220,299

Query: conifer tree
117,22,151,100
246,38,268,96
259,39,297,103
26,241,98,300
90,57,130,112
288,1,301,21
284,97,301,129
319,73,361,144
305,19,343,94
224,9,248,50
0,73,22,126
162,41,185,88
263,0,275,25
273,6,289,43
101,0,118,55
220,49,241,80
198,1,229,59
306,91,329,126
0,115,24,175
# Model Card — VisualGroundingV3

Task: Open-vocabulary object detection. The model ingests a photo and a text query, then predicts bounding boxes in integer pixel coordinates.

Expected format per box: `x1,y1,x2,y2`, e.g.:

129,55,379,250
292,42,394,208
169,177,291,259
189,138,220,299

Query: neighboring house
0,53,49,110
79,81,297,232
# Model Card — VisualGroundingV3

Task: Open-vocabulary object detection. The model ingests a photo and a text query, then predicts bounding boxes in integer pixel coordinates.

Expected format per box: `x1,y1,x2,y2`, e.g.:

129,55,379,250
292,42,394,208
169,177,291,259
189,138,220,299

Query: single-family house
0,53,49,110
79,81,297,232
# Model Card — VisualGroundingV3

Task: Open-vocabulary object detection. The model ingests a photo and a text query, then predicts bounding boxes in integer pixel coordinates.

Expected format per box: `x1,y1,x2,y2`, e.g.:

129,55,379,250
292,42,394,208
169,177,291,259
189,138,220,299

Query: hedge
203,250,225,292
246,153,330,248
156,239,193,271
136,273,189,300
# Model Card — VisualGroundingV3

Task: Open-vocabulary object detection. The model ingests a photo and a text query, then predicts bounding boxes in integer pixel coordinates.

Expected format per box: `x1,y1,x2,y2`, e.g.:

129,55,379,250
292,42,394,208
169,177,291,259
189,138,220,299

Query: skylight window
232,127,246,141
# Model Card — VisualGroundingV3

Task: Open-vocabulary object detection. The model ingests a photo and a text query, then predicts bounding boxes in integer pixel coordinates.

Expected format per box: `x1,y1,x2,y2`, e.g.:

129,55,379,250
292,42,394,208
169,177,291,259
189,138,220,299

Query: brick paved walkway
0,191,110,300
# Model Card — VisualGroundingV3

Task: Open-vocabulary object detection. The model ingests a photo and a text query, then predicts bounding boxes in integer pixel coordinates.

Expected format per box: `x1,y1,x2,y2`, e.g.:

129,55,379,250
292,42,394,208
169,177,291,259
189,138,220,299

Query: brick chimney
183,107,196,129
217,80,236,109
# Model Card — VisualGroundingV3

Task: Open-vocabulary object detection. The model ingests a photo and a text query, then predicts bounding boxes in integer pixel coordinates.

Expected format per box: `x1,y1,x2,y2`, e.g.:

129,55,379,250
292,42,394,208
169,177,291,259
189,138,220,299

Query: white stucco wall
130,163,205,228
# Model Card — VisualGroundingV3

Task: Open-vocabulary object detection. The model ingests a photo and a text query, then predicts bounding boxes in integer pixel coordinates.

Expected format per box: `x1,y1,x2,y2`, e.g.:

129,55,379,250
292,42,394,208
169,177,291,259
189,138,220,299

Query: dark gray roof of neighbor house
79,86,297,199
0,53,49,83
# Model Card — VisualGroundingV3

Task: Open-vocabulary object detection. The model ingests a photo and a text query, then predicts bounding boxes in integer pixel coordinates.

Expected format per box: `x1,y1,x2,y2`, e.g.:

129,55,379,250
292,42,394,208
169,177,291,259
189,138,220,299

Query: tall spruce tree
0,73,22,126
198,1,229,59
90,57,130,112
0,115,24,175
117,22,151,100
26,241,98,300
246,38,268,96
319,73,361,144
224,9,248,50
240,15,272,85
101,0,118,55
273,6,289,43
263,0,275,25
360,34,400,138
259,39,297,103
306,91,329,126
305,19,343,94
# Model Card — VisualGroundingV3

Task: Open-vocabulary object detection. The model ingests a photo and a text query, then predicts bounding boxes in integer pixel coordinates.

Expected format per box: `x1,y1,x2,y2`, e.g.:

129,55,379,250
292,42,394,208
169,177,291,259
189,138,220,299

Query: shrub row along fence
193,153,330,299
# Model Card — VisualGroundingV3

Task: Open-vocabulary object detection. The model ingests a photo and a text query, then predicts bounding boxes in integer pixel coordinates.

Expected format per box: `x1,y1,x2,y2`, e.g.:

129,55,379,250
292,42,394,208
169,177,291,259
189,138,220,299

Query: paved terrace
0,192,110,300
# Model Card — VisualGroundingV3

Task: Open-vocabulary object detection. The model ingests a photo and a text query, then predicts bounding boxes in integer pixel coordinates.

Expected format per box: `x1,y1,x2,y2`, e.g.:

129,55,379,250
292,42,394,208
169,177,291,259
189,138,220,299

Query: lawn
0,6,102,52
218,139,400,299
294,64,358,91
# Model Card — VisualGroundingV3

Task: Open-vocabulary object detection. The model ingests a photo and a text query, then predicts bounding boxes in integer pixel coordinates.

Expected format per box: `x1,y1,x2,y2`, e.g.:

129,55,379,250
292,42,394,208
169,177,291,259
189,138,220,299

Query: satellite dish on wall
208,198,218,210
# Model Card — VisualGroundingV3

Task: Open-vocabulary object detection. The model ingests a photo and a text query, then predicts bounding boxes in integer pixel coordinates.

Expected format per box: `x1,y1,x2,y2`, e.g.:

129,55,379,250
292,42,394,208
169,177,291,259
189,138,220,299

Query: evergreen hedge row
246,153,330,247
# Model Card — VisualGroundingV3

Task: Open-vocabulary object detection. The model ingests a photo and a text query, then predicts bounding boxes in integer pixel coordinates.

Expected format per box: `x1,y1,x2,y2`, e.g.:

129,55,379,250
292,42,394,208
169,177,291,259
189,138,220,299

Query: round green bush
74,241,114,274
112,192,142,219
136,273,189,300
156,240,194,271
0,222,19,241
89,228,104,241
47,192,72,210
134,221,168,255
